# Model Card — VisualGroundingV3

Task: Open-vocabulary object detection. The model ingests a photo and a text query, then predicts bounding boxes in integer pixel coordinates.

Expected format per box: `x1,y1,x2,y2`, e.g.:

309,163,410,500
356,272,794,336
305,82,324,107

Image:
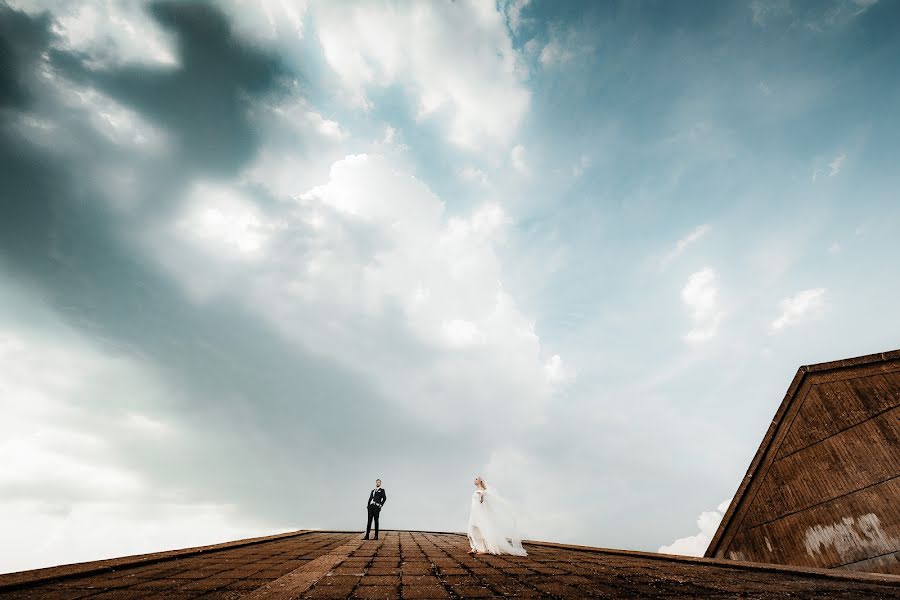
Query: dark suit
365,488,386,539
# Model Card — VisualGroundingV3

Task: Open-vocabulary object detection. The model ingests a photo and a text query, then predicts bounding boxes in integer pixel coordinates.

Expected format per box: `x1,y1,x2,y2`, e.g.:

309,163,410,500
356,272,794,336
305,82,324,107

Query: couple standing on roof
362,476,527,556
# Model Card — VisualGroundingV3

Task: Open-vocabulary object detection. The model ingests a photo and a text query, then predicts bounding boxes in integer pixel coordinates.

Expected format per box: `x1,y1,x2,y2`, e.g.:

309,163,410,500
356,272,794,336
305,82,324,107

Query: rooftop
706,348,900,573
1,530,898,599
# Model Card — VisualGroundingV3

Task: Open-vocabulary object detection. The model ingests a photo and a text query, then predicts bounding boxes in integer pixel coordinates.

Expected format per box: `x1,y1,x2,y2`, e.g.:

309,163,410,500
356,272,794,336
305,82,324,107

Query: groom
364,478,386,540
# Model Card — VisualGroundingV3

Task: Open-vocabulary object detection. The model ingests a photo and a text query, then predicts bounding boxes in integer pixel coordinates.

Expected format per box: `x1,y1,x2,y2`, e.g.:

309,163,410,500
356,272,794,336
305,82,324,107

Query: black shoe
374,536,379,540
363,536,369,540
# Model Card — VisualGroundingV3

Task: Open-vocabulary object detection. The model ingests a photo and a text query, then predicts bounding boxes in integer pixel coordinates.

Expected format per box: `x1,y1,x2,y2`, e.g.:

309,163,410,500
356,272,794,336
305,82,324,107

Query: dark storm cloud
0,2,480,529
0,0,281,294
54,1,284,176
31,0,294,229
0,6,52,108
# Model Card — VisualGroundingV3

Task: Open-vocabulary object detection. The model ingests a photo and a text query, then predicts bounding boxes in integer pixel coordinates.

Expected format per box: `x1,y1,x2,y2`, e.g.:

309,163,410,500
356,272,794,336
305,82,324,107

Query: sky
1,0,899,574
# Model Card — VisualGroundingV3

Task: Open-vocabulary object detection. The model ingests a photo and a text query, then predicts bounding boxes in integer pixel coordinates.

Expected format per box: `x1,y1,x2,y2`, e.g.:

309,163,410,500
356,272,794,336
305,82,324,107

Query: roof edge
0,529,312,591
704,366,808,557
526,540,900,585
705,347,900,558
800,348,900,374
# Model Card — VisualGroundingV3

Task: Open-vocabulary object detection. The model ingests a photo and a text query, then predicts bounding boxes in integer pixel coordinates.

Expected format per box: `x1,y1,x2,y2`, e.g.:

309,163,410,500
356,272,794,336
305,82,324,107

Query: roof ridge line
800,348,900,373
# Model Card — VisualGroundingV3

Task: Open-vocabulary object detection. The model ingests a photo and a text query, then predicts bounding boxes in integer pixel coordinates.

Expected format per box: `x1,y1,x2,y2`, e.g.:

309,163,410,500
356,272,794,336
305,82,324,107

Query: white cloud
828,152,846,177
0,500,278,574
539,39,574,66
660,224,711,269
382,125,397,145
851,0,879,10
312,1,530,151
0,432,143,497
682,268,724,344
572,154,591,177
10,0,177,69
225,0,308,44
749,0,791,28
805,1,880,30
769,288,826,333
539,39,575,67
811,152,846,182
658,498,731,557
458,166,490,186
175,181,280,259
149,154,566,429
286,156,561,420
0,324,170,505
262,96,348,142
242,90,351,199
442,319,486,347
531,27,588,68
502,0,531,33
511,144,529,175
144,180,292,302
449,203,512,240
0,305,282,573
544,354,576,389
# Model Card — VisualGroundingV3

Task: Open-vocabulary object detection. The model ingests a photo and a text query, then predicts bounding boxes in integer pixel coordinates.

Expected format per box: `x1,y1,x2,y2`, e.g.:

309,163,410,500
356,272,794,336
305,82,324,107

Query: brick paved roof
1,530,898,599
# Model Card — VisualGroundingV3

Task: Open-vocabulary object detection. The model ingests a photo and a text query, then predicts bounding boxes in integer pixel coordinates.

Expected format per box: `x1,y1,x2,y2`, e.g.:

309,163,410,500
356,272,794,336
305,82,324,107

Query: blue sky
1,0,898,572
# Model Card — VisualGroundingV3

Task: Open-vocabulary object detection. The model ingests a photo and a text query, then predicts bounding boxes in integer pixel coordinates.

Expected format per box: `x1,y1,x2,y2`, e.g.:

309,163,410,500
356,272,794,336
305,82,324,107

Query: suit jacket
367,488,386,509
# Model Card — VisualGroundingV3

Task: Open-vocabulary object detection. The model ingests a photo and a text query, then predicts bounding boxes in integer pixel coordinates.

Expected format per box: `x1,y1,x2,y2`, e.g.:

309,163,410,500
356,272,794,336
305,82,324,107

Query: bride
467,476,527,556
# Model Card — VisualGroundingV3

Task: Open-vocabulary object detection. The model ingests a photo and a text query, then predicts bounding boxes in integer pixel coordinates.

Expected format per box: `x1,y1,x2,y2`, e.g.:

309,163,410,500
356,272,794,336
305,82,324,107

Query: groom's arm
381,490,386,507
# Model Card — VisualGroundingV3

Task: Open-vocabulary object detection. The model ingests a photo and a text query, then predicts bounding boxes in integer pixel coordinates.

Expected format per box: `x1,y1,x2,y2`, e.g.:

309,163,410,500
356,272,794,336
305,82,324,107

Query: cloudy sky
2,0,899,573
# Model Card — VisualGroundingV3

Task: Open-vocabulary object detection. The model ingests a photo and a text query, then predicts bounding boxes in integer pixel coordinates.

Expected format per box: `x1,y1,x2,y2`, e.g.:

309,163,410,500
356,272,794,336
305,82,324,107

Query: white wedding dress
467,486,527,556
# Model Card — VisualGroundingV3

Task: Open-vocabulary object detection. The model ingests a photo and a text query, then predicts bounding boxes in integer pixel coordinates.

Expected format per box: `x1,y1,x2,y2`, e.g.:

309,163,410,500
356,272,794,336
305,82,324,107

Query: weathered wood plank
844,551,900,574
744,407,900,528
777,373,900,458
709,352,900,576
727,477,900,573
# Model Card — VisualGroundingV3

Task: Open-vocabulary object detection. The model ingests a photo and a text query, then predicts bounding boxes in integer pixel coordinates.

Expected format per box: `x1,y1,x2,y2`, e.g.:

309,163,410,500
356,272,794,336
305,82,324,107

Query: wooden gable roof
705,349,900,574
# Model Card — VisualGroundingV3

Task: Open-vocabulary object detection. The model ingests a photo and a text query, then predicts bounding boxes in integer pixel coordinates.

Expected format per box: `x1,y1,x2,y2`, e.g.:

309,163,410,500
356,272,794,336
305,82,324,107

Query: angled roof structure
706,349,900,575
1,530,899,599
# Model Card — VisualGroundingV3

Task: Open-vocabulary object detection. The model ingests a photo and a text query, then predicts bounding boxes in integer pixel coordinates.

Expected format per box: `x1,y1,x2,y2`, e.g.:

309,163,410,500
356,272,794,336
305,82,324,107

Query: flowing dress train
467,487,527,556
